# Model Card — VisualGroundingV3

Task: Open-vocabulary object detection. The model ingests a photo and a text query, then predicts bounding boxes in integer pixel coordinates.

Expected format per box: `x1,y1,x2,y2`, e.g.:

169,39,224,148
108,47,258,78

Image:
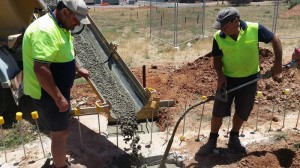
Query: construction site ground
2,47,300,168
2,3,300,168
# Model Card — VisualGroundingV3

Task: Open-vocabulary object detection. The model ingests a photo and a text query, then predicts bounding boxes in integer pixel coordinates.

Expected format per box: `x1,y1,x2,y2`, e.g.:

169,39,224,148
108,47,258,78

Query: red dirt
280,4,300,18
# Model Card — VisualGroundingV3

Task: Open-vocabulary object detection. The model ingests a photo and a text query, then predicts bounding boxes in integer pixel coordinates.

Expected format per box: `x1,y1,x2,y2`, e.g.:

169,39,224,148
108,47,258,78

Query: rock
272,116,279,122
151,65,158,69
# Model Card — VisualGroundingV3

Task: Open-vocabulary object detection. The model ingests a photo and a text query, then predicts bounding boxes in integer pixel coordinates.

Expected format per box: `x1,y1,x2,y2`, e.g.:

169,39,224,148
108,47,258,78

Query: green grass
292,143,300,150
274,132,289,141
74,78,88,85
0,121,37,149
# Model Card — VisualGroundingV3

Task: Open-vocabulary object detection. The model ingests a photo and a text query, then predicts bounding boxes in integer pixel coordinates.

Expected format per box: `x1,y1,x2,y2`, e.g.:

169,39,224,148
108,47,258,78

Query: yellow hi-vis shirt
214,22,260,77
22,13,75,99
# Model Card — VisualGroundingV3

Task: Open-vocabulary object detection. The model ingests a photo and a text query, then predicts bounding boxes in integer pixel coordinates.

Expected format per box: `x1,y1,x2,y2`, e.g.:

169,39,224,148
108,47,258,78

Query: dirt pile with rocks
135,48,300,112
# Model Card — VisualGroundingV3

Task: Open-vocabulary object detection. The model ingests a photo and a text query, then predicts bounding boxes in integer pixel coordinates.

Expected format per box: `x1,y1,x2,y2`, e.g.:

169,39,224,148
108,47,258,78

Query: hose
159,96,214,168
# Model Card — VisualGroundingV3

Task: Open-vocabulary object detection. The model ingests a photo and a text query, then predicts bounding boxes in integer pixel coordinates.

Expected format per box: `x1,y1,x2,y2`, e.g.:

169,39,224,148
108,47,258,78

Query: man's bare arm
271,35,283,76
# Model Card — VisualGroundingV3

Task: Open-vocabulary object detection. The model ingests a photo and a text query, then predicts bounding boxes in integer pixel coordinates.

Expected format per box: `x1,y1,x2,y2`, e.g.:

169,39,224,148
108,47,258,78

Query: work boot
196,133,218,156
228,132,247,154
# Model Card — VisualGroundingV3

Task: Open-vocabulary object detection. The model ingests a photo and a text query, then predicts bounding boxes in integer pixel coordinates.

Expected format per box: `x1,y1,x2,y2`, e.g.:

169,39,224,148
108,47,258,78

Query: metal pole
173,0,176,46
274,0,279,34
77,115,83,151
31,111,46,157
150,0,152,38
176,0,178,46
35,119,46,157
180,101,188,142
255,101,260,132
0,124,7,163
150,101,157,145
116,118,119,147
196,96,207,141
202,0,206,38
253,91,263,133
142,65,146,88
279,90,289,130
19,121,26,158
16,112,26,158
225,101,233,138
294,104,300,130
98,113,101,148
272,0,279,33
278,89,290,131
268,100,276,132
165,101,170,142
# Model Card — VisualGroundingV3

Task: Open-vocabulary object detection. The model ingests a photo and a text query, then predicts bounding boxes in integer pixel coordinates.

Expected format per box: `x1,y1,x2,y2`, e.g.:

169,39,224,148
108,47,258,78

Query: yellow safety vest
214,22,260,77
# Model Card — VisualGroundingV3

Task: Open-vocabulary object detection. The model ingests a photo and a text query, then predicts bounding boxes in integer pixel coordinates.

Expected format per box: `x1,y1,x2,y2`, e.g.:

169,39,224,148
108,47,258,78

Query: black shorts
213,73,258,121
33,93,69,132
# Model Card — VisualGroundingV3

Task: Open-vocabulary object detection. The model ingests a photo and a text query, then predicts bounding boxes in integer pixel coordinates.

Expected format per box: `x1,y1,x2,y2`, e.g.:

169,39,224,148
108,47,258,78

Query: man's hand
271,63,282,77
55,96,70,112
77,67,89,79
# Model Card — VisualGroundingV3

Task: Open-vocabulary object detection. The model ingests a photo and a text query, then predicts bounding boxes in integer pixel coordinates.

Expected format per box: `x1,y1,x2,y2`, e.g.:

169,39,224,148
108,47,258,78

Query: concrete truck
0,0,47,116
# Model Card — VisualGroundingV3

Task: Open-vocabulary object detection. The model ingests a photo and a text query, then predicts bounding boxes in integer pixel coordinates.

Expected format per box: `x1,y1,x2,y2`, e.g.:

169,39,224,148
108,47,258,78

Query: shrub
288,0,300,9
227,0,252,6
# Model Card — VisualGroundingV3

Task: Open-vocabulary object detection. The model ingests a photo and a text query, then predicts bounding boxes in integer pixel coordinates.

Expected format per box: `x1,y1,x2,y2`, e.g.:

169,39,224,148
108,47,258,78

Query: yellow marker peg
147,87,157,94
0,116,4,125
150,101,157,109
257,91,263,98
74,107,81,116
180,135,186,141
31,111,39,119
201,96,207,101
16,112,23,121
95,101,101,112
284,89,290,95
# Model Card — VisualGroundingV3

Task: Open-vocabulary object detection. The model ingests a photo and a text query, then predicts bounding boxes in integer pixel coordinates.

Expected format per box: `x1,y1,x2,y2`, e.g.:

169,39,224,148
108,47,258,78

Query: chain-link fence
149,0,300,47
89,0,299,58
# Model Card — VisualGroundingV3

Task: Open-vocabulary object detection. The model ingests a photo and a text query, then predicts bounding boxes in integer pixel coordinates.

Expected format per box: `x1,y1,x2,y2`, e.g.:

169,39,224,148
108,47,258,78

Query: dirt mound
139,48,300,112
280,4,300,18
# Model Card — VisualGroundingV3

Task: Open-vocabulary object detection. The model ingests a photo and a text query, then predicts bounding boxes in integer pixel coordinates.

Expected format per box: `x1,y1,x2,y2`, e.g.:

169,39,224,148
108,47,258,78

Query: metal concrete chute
74,14,150,121
86,15,150,109
0,0,46,41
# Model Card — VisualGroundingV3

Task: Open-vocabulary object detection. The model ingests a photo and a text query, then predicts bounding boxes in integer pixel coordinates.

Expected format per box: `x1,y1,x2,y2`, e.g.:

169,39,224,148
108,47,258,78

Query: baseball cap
62,0,90,24
212,7,240,29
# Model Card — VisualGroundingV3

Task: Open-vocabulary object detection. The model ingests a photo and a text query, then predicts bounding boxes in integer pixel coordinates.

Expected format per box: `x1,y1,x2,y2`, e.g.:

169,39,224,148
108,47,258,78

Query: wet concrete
73,25,143,157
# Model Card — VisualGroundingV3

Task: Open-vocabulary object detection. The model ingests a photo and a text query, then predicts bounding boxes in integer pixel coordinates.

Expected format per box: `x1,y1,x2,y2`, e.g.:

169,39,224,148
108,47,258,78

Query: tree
227,0,252,6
